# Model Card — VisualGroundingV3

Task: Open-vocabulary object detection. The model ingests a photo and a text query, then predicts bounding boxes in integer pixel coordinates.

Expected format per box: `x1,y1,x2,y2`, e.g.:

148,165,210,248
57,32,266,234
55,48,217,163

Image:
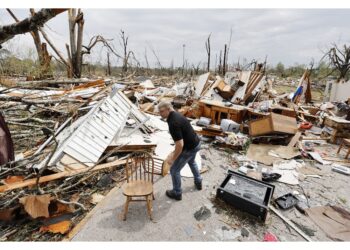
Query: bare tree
192,62,201,75
38,27,71,75
149,44,163,69
223,44,227,75
67,9,85,78
119,30,131,73
205,33,211,72
144,47,150,69
226,27,233,68
181,44,186,75
218,50,222,75
6,9,53,78
324,44,350,82
106,52,111,76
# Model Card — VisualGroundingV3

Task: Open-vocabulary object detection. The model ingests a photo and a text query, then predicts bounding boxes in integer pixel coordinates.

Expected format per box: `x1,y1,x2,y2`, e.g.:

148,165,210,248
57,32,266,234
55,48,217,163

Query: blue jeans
170,142,202,195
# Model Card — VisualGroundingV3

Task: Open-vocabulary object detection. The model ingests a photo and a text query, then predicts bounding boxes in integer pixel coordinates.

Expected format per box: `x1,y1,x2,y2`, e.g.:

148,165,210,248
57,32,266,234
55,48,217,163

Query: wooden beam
288,131,302,148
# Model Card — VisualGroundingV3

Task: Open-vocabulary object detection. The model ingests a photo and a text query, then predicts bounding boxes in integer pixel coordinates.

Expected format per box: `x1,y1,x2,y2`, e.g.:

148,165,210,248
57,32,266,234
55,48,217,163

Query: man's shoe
195,181,202,190
166,190,182,200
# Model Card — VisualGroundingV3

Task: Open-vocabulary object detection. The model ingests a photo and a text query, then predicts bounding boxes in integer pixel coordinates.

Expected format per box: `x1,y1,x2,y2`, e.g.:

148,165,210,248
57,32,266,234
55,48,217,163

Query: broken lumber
0,159,126,193
269,205,312,242
288,131,302,148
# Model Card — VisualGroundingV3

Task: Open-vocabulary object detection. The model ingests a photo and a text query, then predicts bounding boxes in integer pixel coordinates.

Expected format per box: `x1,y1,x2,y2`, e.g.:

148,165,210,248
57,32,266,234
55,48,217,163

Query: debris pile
1,65,350,241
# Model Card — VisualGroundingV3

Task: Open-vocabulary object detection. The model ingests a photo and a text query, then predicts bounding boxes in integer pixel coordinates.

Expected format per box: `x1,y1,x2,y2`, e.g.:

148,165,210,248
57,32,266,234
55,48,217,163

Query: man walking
158,101,202,201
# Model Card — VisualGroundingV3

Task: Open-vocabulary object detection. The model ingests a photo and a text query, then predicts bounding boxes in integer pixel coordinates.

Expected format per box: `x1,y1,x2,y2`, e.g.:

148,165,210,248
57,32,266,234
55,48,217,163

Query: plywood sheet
195,73,210,97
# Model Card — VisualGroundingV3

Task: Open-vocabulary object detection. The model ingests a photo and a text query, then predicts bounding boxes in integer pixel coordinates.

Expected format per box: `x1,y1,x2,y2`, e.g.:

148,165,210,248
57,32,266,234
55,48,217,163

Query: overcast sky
0,9,349,68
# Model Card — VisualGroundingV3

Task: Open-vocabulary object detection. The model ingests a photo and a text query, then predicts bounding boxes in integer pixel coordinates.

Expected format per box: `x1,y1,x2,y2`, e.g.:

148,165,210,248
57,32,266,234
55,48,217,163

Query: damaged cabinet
198,100,246,124
248,113,297,136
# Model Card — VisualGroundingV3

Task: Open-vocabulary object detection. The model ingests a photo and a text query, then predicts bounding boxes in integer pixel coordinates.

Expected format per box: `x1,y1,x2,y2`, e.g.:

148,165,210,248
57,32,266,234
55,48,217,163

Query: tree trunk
218,50,222,75
39,27,70,70
75,10,84,78
6,8,54,78
68,9,85,78
205,34,211,72
107,52,111,75
66,44,73,78
223,44,227,75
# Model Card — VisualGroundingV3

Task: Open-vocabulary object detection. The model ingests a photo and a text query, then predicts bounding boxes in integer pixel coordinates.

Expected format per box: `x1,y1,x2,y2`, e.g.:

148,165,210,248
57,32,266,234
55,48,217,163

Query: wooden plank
231,71,251,101
243,73,263,101
60,154,87,171
195,72,210,96
288,131,302,148
269,205,313,242
246,72,260,89
0,159,127,193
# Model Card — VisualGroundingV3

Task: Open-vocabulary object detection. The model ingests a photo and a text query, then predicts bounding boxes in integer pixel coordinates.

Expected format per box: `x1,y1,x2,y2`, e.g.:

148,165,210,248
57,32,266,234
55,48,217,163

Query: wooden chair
122,151,155,221
337,138,350,159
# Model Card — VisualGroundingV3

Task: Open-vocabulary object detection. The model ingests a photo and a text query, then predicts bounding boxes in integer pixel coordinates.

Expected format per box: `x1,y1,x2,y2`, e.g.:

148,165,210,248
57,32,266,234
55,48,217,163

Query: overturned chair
122,151,155,221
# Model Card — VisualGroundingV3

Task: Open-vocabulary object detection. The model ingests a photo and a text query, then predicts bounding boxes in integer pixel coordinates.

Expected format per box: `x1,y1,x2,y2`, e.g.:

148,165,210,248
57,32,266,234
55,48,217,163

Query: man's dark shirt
167,111,200,150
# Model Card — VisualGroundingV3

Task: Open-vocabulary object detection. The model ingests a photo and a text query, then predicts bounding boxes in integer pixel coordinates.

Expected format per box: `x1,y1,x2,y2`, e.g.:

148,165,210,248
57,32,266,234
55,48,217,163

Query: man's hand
166,157,174,166
166,140,184,166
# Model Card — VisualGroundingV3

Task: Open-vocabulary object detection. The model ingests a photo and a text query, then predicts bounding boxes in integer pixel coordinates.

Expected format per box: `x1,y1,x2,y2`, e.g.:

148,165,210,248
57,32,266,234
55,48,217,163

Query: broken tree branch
0,95,85,105
56,198,87,211
0,9,67,46
39,27,70,68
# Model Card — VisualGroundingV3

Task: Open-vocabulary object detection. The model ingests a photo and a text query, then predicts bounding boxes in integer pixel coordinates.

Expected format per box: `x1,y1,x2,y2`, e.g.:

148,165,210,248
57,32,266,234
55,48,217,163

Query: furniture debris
1,63,350,242
122,151,155,221
324,116,350,143
248,113,297,136
337,138,350,159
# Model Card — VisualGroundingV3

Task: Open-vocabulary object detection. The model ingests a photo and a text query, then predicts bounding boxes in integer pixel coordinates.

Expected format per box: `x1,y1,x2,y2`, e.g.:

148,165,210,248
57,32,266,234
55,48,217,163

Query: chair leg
123,196,130,221
346,148,350,159
152,192,155,200
149,196,153,220
146,195,153,220
337,142,343,154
